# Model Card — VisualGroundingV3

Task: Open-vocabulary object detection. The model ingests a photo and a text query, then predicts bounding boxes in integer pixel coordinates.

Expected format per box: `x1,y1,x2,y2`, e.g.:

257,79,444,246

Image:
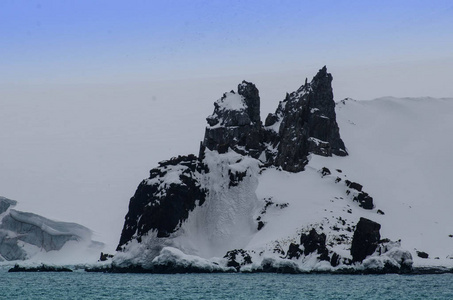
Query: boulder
224,249,252,270
416,251,429,259
300,228,328,257
320,167,331,177
354,192,374,209
286,243,304,259
345,180,363,192
9,264,73,272
351,218,381,262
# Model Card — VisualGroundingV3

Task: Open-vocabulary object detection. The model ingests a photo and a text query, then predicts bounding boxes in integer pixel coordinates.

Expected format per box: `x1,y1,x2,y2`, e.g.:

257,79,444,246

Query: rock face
300,228,328,259
203,81,263,158
117,155,206,250
201,67,347,171
0,197,102,261
351,217,381,262
263,66,347,172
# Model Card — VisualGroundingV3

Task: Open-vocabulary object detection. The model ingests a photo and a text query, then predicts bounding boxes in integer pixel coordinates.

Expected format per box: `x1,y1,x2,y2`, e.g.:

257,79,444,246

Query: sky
2,0,453,98
1,0,453,250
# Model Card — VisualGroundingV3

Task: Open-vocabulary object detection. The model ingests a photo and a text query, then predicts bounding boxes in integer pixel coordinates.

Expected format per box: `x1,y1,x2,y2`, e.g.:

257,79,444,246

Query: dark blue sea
1,269,452,299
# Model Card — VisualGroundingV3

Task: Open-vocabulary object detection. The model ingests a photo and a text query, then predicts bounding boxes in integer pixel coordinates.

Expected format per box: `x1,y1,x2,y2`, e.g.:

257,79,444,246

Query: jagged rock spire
202,66,347,172
202,81,263,158
264,66,347,172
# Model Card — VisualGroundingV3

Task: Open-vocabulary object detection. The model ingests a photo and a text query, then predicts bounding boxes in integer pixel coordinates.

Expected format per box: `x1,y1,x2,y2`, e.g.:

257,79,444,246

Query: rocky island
103,67,418,274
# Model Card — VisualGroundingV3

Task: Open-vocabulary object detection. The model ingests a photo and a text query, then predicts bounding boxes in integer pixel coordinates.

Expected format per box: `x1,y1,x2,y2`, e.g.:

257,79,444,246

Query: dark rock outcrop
8,264,73,272
258,258,301,274
353,192,374,210
345,180,363,192
263,66,347,172
320,167,331,177
351,218,381,262
300,228,329,260
330,252,353,267
257,220,265,230
117,155,206,250
99,252,114,262
286,243,304,259
224,249,252,270
203,81,263,158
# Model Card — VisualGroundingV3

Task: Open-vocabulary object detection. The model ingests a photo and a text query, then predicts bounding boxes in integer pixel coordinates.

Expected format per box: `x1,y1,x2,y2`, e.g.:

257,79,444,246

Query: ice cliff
0,196,103,262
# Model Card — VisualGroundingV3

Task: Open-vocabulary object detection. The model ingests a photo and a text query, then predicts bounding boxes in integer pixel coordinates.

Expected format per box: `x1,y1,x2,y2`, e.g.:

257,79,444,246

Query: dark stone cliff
203,81,263,158
117,155,206,250
263,66,347,172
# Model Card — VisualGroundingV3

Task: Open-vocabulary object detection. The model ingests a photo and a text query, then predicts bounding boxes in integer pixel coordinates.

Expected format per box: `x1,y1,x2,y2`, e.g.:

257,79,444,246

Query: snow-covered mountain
0,196,103,264
108,67,453,273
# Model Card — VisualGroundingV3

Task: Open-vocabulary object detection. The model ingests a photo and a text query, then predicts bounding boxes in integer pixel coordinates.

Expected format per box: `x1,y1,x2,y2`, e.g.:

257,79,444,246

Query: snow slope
332,97,453,265
113,96,453,271
248,96,453,269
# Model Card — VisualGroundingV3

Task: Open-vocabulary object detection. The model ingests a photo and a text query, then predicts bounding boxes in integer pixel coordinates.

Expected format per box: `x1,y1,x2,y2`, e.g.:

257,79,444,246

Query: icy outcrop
0,196,17,214
0,196,103,262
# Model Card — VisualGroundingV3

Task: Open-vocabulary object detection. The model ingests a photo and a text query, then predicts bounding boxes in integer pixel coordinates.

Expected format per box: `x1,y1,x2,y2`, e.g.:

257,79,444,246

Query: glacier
0,196,103,263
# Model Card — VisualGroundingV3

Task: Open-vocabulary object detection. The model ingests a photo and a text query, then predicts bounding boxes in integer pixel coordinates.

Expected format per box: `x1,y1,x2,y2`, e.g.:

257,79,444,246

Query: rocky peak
202,81,263,158
307,66,334,115
237,80,260,124
263,66,348,172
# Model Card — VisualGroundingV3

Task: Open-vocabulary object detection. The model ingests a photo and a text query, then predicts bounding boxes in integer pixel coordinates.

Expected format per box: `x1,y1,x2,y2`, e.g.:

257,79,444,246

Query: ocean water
1,269,452,300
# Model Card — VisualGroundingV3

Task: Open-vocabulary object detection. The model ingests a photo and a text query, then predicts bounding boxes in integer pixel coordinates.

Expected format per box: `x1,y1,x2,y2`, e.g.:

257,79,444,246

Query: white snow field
248,96,453,270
